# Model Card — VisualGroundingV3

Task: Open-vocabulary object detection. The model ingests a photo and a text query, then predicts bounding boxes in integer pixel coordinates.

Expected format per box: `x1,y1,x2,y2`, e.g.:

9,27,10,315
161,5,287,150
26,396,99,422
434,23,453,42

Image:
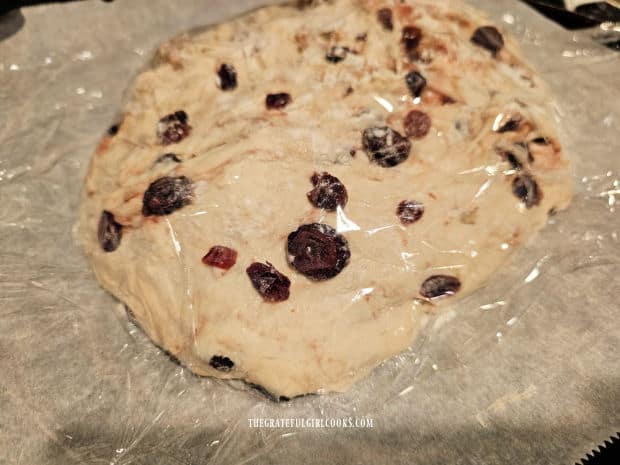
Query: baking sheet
0,1,619,464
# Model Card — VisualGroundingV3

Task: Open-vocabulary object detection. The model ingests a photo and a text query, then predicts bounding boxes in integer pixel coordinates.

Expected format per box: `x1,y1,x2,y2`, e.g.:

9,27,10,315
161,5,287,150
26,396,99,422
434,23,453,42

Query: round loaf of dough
80,0,572,398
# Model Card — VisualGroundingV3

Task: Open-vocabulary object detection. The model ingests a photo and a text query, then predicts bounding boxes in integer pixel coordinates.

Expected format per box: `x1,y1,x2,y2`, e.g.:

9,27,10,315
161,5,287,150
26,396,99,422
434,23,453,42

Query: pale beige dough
79,0,572,398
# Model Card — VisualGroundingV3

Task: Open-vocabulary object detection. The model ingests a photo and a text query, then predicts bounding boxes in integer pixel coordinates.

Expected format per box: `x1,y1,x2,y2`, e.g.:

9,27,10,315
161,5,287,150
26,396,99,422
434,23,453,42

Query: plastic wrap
0,1,618,464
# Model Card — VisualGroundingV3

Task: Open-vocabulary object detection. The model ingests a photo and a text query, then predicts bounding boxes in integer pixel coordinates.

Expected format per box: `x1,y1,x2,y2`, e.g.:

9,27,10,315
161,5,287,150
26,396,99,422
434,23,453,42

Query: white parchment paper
0,1,618,464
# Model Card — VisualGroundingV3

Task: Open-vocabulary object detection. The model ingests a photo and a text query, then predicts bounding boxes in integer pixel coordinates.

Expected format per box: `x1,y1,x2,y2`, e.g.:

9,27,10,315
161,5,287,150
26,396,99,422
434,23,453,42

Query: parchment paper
0,1,618,464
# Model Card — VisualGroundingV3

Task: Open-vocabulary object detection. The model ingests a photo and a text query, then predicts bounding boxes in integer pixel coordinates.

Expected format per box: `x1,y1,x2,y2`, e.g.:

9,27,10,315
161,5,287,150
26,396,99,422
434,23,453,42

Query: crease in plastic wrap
0,1,618,464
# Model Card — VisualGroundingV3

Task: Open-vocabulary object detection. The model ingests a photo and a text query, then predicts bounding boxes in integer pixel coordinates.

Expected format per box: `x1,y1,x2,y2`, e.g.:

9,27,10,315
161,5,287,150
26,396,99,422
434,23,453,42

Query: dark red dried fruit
498,150,523,170
307,172,348,211
362,126,412,167
155,153,181,164
496,142,530,170
405,71,427,98
209,355,234,372
287,223,350,280
377,8,393,30
246,262,291,302
401,26,423,53
441,94,456,105
142,176,193,216
218,63,237,91
494,112,522,133
403,110,431,139
266,92,292,109
497,119,520,133
326,45,349,63
297,0,319,8
512,173,542,208
107,124,120,136
202,246,238,270
471,26,504,56
420,275,461,299
397,200,425,225
157,110,192,145
173,110,188,124
98,210,122,252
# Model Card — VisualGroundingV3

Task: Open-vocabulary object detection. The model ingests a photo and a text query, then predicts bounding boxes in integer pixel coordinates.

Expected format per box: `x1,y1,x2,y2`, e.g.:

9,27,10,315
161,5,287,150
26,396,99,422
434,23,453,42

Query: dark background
1,0,620,30
4,0,617,49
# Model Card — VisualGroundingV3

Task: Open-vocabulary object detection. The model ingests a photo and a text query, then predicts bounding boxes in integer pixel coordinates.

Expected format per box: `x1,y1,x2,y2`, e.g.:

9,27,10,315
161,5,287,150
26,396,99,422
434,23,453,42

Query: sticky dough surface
79,0,572,397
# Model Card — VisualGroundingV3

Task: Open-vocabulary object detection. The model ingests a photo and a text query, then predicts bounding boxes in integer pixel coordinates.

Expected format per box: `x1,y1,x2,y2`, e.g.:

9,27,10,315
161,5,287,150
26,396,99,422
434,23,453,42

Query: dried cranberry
266,93,292,110
307,172,348,211
405,71,427,98
401,26,422,53
498,120,520,133
420,275,461,299
98,210,122,252
441,94,456,105
493,112,522,133
377,8,393,30
209,355,234,372
218,63,237,91
471,26,504,56
173,110,188,124
362,126,411,167
497,149,522,170
297,0,318,8
246,262,291,302
403,110,431,138
157,111,192,145
512,174,542,208
107,124,120,136
142,176,193,216
287,223,350,280
202,246,237,270
326,45,349,63
155,153,181,164
397,200,425,225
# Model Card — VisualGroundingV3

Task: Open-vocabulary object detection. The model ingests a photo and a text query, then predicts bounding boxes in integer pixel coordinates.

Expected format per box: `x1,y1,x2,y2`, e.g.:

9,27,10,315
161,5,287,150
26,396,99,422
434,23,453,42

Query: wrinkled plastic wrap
0,1,619,464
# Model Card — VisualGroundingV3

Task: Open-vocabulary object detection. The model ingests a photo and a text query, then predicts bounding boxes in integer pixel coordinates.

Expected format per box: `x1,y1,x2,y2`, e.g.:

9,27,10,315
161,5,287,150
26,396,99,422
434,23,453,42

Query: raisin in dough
80,0,572,398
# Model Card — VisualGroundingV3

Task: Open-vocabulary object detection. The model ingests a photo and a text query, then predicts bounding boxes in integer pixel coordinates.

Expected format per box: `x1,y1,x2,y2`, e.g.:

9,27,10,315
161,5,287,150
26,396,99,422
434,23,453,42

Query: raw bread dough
79,0,572,398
